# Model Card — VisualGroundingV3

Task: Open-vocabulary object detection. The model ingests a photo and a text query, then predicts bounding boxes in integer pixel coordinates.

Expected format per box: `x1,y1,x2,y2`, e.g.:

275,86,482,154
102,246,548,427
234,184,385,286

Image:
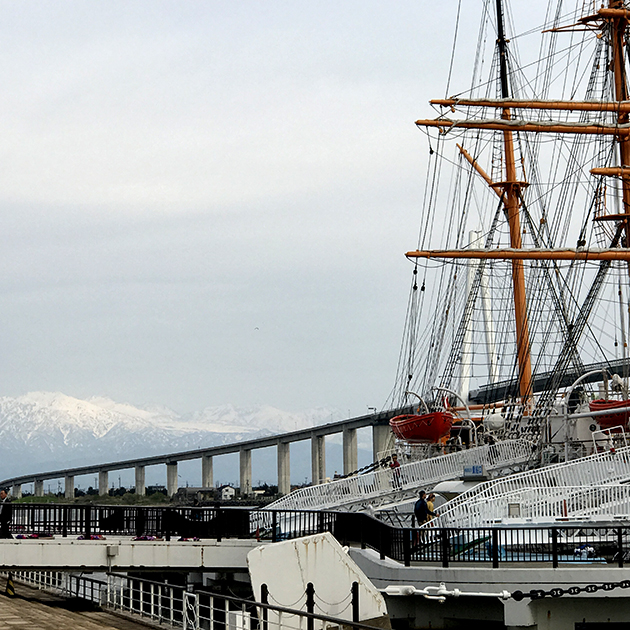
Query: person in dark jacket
0,489,12,538
414,490,437,525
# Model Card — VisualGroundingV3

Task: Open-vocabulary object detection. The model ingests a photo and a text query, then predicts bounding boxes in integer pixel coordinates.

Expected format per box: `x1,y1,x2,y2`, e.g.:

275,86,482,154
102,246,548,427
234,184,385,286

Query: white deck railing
427,485,630,526
266,439,534,512
429,445,630,528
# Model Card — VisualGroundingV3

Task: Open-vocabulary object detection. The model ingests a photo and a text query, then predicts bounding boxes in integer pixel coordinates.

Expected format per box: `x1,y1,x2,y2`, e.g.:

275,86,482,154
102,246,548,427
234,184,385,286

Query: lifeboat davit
588,399,630,429
389,411,454,443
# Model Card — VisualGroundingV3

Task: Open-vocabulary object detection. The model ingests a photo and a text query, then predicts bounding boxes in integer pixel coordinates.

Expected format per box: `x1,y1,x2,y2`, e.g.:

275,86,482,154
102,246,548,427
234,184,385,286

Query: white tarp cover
247,532,388,627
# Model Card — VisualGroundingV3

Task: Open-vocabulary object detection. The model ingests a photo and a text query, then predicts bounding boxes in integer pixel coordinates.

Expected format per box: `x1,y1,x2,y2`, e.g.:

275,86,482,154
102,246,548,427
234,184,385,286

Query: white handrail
427,445,630,528
265,439,534,512
443,484,630,525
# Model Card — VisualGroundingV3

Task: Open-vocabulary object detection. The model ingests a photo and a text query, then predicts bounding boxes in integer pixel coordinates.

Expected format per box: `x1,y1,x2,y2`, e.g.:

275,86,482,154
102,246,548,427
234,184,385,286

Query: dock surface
0,583,149,629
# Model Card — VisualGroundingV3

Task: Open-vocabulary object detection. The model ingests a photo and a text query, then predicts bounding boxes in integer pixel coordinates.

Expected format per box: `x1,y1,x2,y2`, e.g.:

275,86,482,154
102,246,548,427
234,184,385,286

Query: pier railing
6,503,630,569
9,503,251,540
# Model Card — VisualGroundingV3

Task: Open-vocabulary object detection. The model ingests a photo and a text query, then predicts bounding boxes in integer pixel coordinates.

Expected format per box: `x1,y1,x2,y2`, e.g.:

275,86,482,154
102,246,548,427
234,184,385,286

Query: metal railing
384,524,630,569
265,439,534,512
11,571,383,630
14,570,106,604
440,485,630,525
7,509,630,573
430,445,630,528
9,504,250,540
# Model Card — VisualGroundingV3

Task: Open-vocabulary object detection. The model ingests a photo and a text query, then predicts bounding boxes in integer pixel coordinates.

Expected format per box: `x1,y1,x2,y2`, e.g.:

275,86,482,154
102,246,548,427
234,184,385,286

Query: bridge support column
240,448,252,497
11,484,21,500
65,475,75,500
34,480,44,497
311,435,326,485
98,471,109,496
343,428,358,475
372,424,391,462
135,465,146,496
202,455,213,488
277,442,290,496
166,463,178,497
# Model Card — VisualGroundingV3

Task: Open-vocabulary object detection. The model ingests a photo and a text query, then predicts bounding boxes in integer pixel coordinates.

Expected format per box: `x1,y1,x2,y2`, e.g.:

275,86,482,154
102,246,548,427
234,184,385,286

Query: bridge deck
0,582,148,629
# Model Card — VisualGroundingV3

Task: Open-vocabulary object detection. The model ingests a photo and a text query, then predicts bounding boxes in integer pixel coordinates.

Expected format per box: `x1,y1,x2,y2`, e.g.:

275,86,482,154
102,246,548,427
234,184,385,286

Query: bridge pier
34,480,44,497
135,465,146,496
311,435,326,484
98,471,108,496
65,475,74,500
240,448,252,496
166,463,178,497
343,428,358,475
202,455,213,488
11,484,21,500
277,442,290,495
372,425,391,461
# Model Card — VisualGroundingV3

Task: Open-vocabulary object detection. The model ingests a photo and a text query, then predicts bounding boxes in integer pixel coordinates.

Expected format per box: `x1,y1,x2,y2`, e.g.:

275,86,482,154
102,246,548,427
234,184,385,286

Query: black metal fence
7,504,630,569
9,504,250,541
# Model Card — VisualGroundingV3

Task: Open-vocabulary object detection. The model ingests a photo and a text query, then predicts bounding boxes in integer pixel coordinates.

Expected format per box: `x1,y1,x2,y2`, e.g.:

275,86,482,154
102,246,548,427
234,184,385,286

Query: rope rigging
391,0,630,440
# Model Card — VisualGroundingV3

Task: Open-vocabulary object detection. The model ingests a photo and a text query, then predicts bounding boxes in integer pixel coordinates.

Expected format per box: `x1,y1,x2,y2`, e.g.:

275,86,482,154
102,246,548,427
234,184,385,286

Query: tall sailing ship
389,0,630,459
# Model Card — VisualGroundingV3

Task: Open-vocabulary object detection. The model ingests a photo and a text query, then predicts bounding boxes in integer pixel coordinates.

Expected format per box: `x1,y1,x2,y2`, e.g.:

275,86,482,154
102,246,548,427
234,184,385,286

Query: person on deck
414,490,437,525
426,493,436,521
389,453,401,488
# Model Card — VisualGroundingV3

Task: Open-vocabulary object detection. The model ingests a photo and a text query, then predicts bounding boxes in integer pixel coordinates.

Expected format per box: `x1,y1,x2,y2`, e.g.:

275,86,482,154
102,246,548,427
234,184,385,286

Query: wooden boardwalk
0,583,151,629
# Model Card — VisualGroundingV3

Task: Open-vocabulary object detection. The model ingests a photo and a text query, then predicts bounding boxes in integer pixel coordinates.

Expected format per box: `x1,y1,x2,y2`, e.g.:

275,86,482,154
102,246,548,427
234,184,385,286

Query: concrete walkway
0,536,262,572
0,583,151,629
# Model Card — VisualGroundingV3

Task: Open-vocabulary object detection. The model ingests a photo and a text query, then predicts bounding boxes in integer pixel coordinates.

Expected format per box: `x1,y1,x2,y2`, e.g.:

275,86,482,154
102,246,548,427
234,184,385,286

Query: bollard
261,583,269,630
351,581,359,622
5,573,15,598
306,582,315,630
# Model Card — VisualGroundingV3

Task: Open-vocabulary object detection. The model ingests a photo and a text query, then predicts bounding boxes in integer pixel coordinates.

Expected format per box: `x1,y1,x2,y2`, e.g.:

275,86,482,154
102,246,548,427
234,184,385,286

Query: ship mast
494,0,533,405
410,1,630,415
609,0,630,243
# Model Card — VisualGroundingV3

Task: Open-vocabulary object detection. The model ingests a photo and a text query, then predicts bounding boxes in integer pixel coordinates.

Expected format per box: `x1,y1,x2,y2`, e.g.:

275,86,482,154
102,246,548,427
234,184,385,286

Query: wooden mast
610,0,630,242
411,2,630,408
495,0,533,404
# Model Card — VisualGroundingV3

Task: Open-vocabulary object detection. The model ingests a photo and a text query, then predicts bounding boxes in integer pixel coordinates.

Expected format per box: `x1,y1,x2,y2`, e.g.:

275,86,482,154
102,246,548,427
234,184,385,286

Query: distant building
219,485,236,501
175,486,216,503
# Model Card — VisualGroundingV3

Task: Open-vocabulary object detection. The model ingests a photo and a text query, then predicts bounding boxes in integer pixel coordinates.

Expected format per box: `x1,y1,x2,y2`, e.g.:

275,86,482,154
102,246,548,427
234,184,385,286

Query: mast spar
608,0,630,244
409,1,630,419
494,0,533,406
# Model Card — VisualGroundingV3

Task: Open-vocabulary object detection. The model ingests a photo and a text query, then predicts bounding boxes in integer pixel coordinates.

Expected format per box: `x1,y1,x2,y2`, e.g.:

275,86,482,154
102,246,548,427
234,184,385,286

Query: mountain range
0,392,346,486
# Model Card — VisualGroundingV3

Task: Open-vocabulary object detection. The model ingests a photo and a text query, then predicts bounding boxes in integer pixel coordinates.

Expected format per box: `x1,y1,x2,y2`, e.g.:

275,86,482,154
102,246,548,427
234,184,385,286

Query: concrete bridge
0,408,398,500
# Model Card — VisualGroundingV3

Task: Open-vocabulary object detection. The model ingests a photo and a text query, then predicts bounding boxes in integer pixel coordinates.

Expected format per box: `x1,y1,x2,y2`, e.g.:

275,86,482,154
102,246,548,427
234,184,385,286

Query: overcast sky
0,1,549,416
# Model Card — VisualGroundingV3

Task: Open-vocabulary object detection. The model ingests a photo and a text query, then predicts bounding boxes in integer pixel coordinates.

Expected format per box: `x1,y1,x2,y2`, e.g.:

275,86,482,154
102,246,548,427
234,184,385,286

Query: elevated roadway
0,407,402,499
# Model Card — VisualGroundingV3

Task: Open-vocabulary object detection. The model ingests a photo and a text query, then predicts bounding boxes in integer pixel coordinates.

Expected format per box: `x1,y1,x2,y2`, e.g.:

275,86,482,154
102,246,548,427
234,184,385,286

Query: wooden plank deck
0,582,152,629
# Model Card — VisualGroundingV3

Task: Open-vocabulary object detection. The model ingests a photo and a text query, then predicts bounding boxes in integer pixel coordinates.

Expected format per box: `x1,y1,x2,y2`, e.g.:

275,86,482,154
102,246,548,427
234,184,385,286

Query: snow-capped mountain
0,392,343,480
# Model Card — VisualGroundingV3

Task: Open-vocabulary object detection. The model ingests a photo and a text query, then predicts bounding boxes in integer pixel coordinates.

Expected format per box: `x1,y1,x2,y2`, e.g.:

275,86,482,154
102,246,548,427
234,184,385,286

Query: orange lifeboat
589,399,630,429
389,411,454,443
